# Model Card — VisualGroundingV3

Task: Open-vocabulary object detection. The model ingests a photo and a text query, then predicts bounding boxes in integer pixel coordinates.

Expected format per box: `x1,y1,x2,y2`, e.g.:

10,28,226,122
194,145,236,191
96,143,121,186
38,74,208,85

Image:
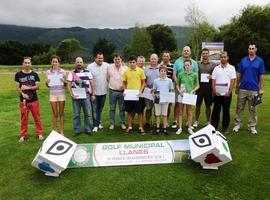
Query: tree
32,47,56,64
186,22,218,59
0,41,25,65
184,0,206,27
170,50,181,63
124,25,153,59
184,1,210,59
216,5,270,69
92,38,115,63
146,24,178,56
56,38,82,63
28,43,51,56
0,41,52,65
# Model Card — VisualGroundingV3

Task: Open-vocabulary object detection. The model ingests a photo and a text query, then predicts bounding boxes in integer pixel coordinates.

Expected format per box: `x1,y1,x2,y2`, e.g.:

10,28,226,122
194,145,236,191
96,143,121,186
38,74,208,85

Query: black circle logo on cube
191,134,212,148
46,140,73,156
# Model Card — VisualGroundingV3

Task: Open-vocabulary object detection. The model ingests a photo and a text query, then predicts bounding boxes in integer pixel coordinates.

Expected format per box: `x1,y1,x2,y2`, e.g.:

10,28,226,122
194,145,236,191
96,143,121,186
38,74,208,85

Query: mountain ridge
0,24,190,52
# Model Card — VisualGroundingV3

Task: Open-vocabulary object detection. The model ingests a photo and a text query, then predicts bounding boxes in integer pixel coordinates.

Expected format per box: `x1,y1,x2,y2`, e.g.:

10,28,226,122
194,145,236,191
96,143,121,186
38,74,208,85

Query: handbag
251,95,262,107
154,91,160,104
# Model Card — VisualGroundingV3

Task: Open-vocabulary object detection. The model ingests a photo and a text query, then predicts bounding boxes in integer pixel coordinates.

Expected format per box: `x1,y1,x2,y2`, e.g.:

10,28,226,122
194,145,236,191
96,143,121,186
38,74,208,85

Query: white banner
68,140,190,168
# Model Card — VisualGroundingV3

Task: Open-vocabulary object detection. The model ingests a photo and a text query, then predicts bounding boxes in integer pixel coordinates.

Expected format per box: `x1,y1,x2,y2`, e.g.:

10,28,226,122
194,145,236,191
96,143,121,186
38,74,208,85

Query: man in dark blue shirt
15,57,43,142
233,43,266,134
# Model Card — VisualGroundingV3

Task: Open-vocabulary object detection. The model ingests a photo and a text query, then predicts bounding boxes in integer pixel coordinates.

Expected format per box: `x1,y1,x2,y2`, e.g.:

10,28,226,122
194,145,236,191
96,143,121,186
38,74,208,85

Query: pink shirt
107,64,128,91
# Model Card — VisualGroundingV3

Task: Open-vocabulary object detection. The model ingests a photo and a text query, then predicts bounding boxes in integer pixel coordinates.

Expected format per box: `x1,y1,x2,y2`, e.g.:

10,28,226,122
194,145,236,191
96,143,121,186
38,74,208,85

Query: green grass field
0,71,269,200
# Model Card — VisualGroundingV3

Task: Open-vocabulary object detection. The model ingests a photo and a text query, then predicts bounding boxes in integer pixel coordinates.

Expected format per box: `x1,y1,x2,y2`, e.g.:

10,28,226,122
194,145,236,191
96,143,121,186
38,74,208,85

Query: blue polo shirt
237,56,266,91
144,65,160,89
153,77,174,93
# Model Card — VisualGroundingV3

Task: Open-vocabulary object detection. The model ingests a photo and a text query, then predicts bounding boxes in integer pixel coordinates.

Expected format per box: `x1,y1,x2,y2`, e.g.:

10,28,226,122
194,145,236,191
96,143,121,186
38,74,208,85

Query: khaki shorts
154,103,169,116
50,93,66,102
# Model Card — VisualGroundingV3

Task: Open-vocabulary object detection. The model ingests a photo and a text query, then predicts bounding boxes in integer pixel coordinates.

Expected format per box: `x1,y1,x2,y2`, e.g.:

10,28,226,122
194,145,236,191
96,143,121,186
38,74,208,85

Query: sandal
139,127,145,135
125,126,133,134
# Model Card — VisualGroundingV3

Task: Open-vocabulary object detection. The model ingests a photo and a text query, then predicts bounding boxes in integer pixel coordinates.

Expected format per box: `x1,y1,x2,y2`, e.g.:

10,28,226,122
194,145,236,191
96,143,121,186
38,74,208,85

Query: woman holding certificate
176,59,199,135
46,55,67,135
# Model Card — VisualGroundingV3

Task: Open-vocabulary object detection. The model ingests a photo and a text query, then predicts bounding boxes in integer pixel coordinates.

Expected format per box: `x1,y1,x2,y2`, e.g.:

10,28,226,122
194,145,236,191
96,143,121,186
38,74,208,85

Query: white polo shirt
212,63,236,91
87,62,109,95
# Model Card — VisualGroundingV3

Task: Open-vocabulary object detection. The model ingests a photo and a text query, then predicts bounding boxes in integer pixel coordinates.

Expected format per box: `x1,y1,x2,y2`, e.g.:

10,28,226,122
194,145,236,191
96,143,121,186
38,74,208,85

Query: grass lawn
0,71,269,200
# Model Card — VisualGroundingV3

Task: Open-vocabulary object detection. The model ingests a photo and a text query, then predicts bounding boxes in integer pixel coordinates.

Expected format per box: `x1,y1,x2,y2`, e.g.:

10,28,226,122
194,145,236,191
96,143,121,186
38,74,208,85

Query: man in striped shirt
67,57,95,136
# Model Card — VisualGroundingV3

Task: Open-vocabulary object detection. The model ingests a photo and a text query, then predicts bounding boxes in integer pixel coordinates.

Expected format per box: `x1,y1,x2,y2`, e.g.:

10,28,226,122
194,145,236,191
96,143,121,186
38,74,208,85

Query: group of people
15,43,266,142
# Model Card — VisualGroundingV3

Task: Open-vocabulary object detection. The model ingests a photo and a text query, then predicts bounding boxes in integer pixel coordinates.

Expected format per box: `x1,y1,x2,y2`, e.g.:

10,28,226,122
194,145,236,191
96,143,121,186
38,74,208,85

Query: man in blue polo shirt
233,43,266,134
144,53,160,129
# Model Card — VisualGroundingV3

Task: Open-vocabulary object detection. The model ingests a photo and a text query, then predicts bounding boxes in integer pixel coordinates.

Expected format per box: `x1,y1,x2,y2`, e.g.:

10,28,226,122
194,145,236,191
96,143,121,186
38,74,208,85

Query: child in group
122,55,146,135
45,55,67,135
176,59,199,135
152,65,174,134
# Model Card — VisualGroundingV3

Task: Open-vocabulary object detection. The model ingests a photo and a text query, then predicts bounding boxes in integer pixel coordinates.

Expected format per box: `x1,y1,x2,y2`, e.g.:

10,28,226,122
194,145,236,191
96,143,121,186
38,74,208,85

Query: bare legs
178,104,193,129
156,116,168,128
195,104,211,123
50,101,65,134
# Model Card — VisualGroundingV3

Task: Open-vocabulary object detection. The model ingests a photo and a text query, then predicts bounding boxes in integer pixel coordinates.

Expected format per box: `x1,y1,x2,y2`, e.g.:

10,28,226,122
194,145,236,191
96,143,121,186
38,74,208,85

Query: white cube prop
189,125,232,170
32,131,77,176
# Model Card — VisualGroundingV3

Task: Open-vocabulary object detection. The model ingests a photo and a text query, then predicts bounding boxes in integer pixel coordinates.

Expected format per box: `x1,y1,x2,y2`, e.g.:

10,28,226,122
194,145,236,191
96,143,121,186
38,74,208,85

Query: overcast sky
0,0,269,28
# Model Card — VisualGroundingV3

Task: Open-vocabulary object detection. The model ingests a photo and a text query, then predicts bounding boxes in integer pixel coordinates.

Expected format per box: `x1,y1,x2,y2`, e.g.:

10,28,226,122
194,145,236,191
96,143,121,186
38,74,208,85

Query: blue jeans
109,89,125,125
72,95,92,134
91,94,106,127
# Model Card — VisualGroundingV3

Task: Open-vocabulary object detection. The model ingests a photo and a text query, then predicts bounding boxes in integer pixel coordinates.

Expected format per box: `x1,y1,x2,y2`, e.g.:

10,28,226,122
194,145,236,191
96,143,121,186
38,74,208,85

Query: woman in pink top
45,55,67,135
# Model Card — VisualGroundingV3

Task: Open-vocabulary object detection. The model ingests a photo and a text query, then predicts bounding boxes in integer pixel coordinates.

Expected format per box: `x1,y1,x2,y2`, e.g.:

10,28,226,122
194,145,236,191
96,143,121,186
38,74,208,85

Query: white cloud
0,0,269,28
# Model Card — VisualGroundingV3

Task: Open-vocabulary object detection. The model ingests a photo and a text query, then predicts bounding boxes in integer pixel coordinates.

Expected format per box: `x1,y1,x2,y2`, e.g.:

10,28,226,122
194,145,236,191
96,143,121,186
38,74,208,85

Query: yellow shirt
123,67,146,89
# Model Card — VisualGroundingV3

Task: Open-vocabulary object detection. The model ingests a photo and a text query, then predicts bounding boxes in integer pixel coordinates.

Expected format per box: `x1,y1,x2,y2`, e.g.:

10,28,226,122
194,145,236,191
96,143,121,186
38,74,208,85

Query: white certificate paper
143,88,153,101
182,93,197,105
160,92,175,103
48,74,63,87
124,89,139,101
215,83,228,95
200,73,210,83
177,94,183,103
72,88,87,99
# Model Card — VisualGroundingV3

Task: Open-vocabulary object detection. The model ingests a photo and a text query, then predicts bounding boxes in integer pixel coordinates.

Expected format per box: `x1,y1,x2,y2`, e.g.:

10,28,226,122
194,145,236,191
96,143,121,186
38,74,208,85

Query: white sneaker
172,121,177,129
121,124,127,130
93,127,98,132
233,125,240,133
109,124,114,130
248,127,257,134
188,128,194,135
98,124,103,129
193,121,199,128
38,135,44,140
176,128,182,135
18,136,25,142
